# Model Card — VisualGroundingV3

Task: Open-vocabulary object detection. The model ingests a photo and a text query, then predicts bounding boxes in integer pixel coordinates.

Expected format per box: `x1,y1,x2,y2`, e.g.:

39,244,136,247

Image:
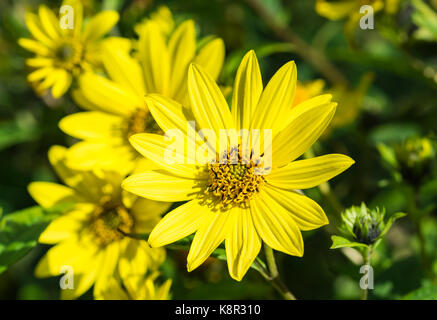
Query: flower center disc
54,39,83,71
125,108,162,138
90,202,134,246
206,147,265,208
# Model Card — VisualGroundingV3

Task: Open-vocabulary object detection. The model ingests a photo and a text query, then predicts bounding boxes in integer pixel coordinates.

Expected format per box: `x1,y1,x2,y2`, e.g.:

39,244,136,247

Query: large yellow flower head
28,146,170,299
58,6,225,173
18,0,119,98
122,50,355,281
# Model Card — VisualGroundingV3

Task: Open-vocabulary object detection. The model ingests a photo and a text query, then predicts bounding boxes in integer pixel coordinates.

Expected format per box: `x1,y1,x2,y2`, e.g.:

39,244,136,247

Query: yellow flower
18,0,120,98
315,0,399,40
28,146,170,299
294,80,325,107
122,51,355,281
97,273,172,300
59,6,225,173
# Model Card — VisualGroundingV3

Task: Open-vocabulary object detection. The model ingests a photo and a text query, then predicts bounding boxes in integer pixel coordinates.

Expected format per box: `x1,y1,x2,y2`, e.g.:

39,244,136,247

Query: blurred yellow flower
28,146,170,299
59,6,225,173
18,0,120,98
315,0,399,41
294,80,325,107
97,273,172,300
122,51,354,281
324,73,373,136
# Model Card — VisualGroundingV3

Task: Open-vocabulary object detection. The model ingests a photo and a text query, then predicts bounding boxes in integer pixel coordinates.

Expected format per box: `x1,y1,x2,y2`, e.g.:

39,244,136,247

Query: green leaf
377,143,398,168
330,235,369,250
0,203,72,274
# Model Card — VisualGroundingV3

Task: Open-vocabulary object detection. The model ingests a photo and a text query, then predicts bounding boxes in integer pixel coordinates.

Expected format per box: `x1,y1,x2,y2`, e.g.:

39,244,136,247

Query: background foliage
1,0,437,299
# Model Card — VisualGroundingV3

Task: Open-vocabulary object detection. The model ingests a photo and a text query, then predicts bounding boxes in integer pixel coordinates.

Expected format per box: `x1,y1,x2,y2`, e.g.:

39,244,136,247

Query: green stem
409,185,434,279
263,245,296,300
244,0,348,86
361,246,372,300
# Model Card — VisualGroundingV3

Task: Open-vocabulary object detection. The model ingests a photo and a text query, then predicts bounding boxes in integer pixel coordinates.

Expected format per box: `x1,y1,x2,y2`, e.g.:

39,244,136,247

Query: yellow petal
250,61,297,135
187,208,229,271
71,89,100,111
38,5,61,40
268,154,355,189
193,38,225,81
94,241,120,295
148,198,209,247
48,145,126,200
156,279,172,300
27,67,53,82
168,20,196,98
61,267,99,300
251,195,303,256
51,70,72,98
129,133,203,179
188,63,234,133
38,68,62,91
101,36,132,53
145,94,191,134
26,57,53,68
231,50,263,130
62,0,83,38
145,94,213,154
225,206,261,281
64,141,135,174
59,111,123,140
130,198,171,234
25,12,55,48
119,239,163,280
122,171,205,202
138,21,170,94
39,208,92,244
35,236,98,277
263,186,329,231
78,73,140,116
18,38,50,56
272,96,337,167
102,45,145,98
315,0,357,20
81,11,119,43
28,181,79,208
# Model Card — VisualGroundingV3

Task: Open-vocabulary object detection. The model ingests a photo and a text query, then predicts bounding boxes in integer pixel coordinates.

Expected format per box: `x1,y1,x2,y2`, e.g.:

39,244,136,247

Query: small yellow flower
59,6,225,173
294,80,325,107
315,0,399,40
18,0,119,98
97,273,172,300
122,51,355,281
28,146,170,299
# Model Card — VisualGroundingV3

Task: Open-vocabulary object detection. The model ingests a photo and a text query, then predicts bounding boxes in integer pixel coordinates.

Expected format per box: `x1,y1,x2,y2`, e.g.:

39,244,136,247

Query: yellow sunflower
97,273,172,300
28,146,170,299
58,6,225,173
122,51,355,281
18,0,120,98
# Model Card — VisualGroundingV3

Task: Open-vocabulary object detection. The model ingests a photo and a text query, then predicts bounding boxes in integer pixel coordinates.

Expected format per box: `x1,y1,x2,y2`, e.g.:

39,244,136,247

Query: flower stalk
263,245,296,300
